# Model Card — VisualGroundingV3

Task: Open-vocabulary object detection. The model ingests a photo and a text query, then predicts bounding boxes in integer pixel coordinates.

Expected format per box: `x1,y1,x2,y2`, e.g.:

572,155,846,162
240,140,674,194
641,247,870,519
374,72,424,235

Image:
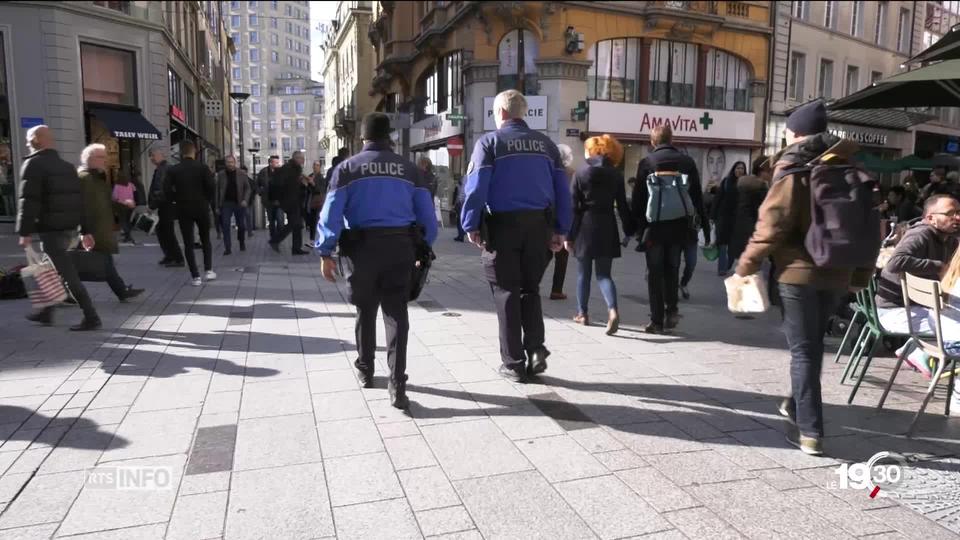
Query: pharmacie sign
483,96,548,131
587,101,756,141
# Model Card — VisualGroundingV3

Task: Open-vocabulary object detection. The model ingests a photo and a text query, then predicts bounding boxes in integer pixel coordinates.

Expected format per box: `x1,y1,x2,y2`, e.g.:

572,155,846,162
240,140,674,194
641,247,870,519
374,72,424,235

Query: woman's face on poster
706,148,725,182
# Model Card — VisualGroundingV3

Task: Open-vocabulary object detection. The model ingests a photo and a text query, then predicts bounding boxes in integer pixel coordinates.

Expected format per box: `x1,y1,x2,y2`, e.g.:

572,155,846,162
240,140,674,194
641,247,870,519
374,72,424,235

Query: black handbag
69,250,109,282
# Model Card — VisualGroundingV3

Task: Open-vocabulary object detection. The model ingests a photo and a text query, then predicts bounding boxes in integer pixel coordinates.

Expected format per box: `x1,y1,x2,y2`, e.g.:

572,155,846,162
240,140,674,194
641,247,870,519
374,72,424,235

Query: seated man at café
876,194,960,332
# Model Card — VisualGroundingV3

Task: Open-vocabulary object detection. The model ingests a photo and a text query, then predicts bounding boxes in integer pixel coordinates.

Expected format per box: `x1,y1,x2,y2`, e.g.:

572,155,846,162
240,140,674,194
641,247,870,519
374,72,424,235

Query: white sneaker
205,271,217,281
191,277,202,287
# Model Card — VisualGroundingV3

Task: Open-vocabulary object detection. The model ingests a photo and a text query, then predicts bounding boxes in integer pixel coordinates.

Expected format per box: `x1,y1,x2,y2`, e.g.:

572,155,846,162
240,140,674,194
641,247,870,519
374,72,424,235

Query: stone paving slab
0,226,957,538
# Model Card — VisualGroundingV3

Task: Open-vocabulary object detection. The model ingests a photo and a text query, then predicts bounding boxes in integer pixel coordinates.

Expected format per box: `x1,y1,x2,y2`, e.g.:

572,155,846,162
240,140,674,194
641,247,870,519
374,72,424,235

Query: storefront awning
829,60,960,109
787,100,933,130
89,107,161,141
908,24,960,65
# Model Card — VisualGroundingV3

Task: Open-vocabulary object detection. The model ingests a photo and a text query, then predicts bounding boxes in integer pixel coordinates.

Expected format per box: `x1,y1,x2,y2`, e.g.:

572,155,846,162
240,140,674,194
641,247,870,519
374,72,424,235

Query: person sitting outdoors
879,185,921,224
877,194,960,331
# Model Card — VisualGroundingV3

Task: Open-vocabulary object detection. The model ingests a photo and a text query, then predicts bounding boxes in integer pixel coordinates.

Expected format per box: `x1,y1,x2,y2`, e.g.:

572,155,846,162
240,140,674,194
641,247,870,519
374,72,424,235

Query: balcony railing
650,1,718,15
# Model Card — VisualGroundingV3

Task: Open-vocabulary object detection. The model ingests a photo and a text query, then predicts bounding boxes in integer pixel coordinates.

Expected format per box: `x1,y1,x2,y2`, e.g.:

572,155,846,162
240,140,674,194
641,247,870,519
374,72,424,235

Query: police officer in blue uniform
461,90,573,383
316,113,438,408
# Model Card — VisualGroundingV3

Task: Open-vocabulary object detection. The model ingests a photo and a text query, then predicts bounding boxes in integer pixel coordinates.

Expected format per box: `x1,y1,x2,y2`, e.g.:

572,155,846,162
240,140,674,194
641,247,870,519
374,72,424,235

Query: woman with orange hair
565,134,636,334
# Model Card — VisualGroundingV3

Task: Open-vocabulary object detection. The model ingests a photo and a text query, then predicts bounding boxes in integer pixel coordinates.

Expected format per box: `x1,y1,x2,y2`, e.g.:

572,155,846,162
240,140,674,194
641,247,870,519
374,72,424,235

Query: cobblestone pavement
0,223,957,539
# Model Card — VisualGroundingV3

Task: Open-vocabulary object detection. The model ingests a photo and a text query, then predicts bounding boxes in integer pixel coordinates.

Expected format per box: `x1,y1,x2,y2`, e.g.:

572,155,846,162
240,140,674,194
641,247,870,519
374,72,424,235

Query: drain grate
185,424,237,475
417,300,445,313
527,391,595,431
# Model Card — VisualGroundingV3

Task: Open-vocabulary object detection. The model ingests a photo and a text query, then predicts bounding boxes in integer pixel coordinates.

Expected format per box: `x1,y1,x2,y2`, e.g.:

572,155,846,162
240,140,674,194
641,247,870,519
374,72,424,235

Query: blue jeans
576,256,617,314
219,203,248,252
681,241,698,287
717,244,731,275
779,283,842,439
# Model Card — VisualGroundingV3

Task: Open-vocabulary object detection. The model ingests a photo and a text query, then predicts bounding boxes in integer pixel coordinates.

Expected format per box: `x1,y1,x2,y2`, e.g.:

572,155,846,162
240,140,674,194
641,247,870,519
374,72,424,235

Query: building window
282,137,291,152
296,136,305,150
282,100,291,113
824,1,836,30
705,49,751,112
587,38,640,103
286,38,293,50
296,118,306,130
233,67,242,80
252,120,262,132
818,58,834,98
282,119,292,130
249,14,258,26
250,31,259,43
286,22,293,33
250,49,259,62
897,8,911,53
269,136,277,149
792,1,809,21
248,1,257,8
649,40,697,107
875,2,886,46
184,86,195,125
851,1,864,37
168,67,182,109
287,55,293,66
233,50,241,64
250,67,259,80
81,43,137,106
231,15,240,27
845,65,860,95
232,84,242,93
296,101,305,113
271,0,277,9
270,17,278,29
498,29,538,94
231,32,240,45
871,70,883,84
789,52,806,100
268,101,276,113
252,85,261,97
231,1,239,9
269,120,277,130
271,33,279,45
252,102,262,114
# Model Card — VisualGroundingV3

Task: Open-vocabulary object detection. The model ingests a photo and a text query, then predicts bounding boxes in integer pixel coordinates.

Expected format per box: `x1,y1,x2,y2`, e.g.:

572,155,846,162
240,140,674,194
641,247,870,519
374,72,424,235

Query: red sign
447,136,464,157
170,105,186,124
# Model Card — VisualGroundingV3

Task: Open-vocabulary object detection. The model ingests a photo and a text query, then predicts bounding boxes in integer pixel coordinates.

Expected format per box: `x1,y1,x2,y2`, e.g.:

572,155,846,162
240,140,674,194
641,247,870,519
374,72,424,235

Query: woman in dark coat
711,161,746,276
77,143,144,302
566,134,636,335
728,156,770,263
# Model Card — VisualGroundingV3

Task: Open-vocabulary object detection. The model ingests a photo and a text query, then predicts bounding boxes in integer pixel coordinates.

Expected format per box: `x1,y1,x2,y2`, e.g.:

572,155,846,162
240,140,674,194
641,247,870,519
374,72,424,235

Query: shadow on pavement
0,406,128,450
407,379,960,464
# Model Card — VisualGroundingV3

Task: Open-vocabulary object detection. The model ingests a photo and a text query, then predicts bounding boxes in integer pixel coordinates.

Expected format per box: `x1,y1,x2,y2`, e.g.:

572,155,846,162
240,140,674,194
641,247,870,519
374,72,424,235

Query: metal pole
238,102,245,171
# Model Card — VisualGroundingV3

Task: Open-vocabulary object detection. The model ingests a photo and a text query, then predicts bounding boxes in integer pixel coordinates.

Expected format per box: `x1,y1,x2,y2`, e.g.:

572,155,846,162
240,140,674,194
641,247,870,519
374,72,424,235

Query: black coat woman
566,134,636,335
711,161,746,275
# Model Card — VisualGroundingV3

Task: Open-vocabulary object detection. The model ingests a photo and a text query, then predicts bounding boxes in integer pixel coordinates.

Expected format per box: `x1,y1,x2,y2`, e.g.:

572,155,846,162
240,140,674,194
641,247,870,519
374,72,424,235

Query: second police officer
461,90,573,383
316,113,438,409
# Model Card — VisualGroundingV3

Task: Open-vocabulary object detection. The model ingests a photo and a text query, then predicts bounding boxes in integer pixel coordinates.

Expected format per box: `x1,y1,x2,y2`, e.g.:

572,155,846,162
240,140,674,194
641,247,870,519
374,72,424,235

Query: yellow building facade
370,1,773,199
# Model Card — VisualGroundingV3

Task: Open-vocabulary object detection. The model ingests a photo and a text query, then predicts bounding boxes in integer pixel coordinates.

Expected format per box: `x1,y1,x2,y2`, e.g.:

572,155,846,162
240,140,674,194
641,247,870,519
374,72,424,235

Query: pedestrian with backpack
735,100,878,456
631,124,709,333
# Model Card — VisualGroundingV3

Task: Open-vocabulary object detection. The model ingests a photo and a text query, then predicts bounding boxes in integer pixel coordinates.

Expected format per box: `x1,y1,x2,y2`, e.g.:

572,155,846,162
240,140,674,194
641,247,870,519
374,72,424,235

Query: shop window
705,49,751,111
647,40,697,107
81,43,137,106
587,38,640,102
498,29,538,94
0,32,14,220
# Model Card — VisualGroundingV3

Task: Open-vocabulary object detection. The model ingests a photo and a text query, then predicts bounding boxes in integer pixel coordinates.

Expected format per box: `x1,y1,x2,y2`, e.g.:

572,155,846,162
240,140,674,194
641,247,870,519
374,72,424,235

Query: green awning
855,152,932,173
831,60,960,109
908,24,960,65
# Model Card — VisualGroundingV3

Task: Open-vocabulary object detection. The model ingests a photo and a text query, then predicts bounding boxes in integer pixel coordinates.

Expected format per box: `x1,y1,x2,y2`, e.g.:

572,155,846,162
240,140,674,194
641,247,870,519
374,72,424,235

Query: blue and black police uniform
316,115,438,406
461,117,572,379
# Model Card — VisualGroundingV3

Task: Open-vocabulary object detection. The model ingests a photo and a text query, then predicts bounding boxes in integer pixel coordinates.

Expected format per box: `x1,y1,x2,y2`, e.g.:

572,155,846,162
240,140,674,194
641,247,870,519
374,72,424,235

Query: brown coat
735,133,871,291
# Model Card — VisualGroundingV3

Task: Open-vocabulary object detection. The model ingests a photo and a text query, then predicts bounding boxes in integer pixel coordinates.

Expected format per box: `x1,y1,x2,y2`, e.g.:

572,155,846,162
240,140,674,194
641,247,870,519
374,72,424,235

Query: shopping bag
69,249,109,282
724,273,769,314
20,245,68,309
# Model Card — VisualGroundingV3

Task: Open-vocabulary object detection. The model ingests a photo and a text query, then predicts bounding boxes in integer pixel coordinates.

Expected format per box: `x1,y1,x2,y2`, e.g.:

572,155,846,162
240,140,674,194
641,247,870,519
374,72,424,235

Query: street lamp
229,91,251,170
248,147,260,173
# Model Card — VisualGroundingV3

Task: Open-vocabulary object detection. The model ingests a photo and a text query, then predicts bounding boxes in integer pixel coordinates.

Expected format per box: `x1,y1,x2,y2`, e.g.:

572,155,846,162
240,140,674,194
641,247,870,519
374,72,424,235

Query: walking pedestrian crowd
9,93,958,456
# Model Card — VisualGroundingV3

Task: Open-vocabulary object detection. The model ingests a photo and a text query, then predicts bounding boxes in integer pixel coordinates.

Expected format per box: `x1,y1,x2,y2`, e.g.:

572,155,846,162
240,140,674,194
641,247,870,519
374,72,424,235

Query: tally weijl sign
483,96,548,131
587,101,756,142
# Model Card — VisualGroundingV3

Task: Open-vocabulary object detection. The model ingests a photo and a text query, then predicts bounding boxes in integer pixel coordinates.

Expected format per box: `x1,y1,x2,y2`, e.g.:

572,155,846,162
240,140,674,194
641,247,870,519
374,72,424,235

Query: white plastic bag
724,273,770,314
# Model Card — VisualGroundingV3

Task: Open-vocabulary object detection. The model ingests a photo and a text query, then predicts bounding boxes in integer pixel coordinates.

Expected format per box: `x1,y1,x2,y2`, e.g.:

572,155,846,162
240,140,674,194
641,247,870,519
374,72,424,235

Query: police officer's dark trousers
342,229,415,383
482,210,552,371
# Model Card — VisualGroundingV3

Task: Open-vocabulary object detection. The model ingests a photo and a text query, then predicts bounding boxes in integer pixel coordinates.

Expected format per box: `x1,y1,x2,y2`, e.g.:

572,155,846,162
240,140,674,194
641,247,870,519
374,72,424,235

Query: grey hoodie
876,221,959,307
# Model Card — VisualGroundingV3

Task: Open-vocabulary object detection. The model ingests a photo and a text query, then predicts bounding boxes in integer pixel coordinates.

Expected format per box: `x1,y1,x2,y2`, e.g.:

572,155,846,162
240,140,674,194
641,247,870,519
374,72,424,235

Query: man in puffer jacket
16,125,101,331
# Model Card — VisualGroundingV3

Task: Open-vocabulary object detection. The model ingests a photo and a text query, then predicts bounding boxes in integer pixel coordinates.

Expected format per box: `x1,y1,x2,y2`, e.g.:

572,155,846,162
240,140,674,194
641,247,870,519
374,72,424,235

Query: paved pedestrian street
0,225,958,540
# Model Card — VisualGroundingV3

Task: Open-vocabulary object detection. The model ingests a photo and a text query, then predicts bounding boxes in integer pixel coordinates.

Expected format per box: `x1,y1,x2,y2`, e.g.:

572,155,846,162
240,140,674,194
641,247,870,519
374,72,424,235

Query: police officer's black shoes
528,349,549,376
498,365,527,384
388,377,409,409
